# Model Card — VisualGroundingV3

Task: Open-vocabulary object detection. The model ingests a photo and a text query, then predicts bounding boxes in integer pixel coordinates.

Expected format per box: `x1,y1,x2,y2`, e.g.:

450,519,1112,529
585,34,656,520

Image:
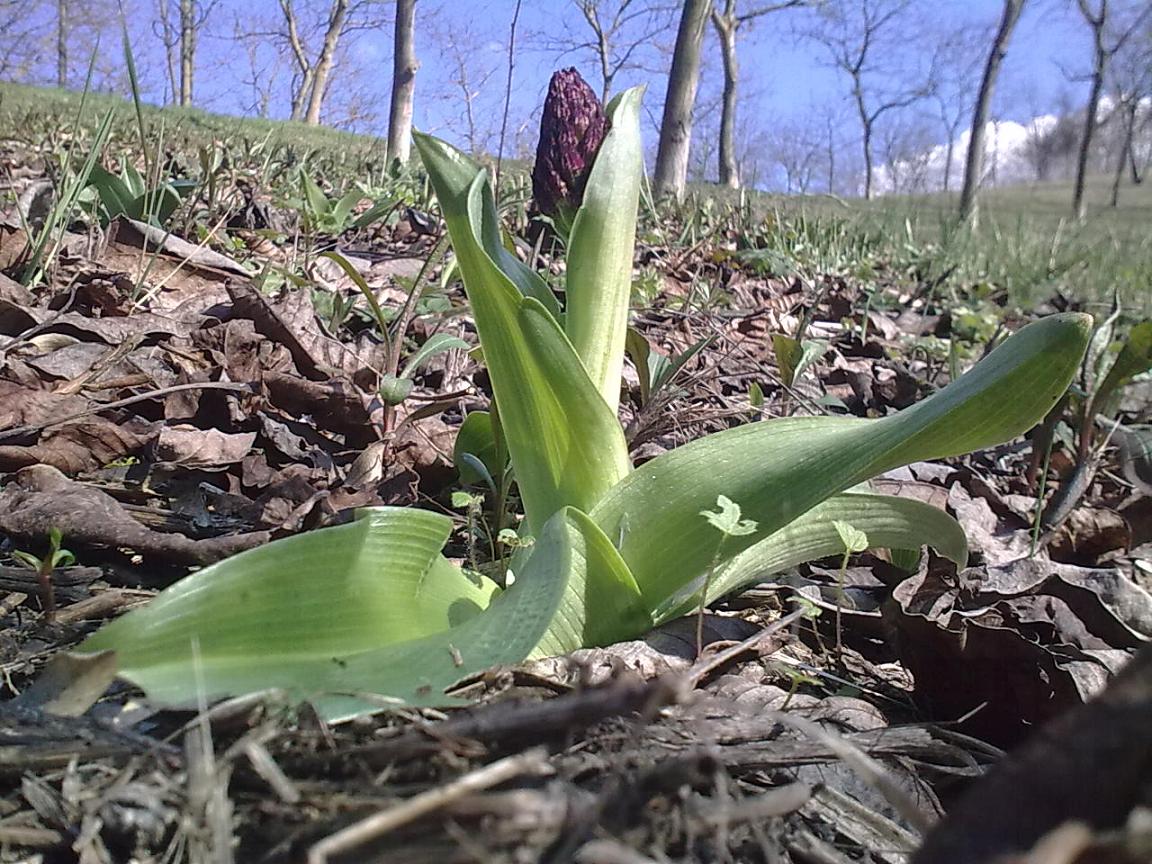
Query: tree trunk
853,86,873,199
280,0,312,121
179,0,195,106
1110,99,1136,206
1073,1,1107,220
712,9,740,189
387,0,417,164
305,0,349,125
826,118,835,193
943,138,955,192
653,0,713,201
56,0,68,88
959,0,1025,223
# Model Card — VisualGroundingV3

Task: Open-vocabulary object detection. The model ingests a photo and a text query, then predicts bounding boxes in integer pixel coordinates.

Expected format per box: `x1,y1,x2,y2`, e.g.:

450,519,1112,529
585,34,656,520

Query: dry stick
0,381,253,442
770,711,934,836
684,606,806,689
306,747,552,864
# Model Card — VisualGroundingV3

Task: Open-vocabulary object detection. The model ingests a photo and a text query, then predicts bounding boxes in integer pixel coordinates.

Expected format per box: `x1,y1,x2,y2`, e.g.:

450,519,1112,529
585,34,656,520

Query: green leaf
79,506,609,722
414,134,559,317
82,508,498,673
79,508,505,719
701,495,758,537
331,188,364,229
121,160,147,198
832,520,869,553
453,410,503,488
1093,321,1152,418
401,333,471,378
378,374,414,405
656,491,968,623
300,170,331,218
771,335,826,387
532,508,650,655
652,333,715,394
414,132,630,533
624,327,654,405
87,164,136,219
351,198,395,230
593,313,1090,612
564,88,644,414
132,185,182,225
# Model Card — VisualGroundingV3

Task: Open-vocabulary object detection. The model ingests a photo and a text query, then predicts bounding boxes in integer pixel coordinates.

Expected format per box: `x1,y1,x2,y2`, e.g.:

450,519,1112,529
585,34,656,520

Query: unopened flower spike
531,67,608,237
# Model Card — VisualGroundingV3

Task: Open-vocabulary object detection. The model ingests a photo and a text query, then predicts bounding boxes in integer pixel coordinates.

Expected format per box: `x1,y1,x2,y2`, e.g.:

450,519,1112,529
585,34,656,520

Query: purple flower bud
532,68,608,228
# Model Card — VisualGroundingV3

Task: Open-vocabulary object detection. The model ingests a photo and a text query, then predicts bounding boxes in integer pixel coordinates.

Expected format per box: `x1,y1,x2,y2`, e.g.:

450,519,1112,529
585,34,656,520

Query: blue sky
163,0,1094,139
6,0,1105,185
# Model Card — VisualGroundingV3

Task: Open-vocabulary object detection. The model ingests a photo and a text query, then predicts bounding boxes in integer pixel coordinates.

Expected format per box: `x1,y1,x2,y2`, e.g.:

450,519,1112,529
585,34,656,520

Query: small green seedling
831,520,869,660
12,528,76,623
697,495,759,654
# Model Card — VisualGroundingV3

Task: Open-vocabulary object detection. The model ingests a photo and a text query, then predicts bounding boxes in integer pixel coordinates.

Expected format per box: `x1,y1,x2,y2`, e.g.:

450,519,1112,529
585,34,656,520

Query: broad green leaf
401,333,471,378
451,410,502,488
656,491,968,623
532,508,650,656
453,410,503,488
82,509,499,707
87,164,136,218
308,507,584,720
300,170,331,218
414,132,630,533
332,188,364,229
351,198,395,230
1093,321,1152,417
79,507,601,722
131,185,182,225
121,160,147,198
565,88,644,414
593,313,1090,610
771,335,826,388
414,134,559,317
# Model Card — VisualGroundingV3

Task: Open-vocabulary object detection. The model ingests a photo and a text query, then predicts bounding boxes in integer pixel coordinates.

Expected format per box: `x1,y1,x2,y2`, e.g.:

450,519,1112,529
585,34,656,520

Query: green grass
687,173,1152,318
0,81,381,155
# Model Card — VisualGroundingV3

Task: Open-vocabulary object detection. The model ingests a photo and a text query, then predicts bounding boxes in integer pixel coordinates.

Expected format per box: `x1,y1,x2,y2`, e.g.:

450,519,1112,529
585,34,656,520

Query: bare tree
1107,15,1152,203
532,2,678,102
808,0,934,199
930,23,985,193
440,19,501,154
958,0,1025,221
710,0,804,188
273,0,392,125
155,0,215,105
0,1,44,82
387,0,417,164
768,120,820,193
1072,0,1150,218
653,0,713,200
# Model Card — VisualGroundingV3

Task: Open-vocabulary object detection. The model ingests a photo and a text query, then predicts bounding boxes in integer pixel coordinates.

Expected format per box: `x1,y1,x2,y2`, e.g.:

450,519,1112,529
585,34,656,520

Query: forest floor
0,82,1150,864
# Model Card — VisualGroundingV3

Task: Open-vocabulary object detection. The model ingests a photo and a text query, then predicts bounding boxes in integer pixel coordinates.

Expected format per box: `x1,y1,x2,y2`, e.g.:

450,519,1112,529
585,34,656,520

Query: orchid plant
81,72,1091,721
